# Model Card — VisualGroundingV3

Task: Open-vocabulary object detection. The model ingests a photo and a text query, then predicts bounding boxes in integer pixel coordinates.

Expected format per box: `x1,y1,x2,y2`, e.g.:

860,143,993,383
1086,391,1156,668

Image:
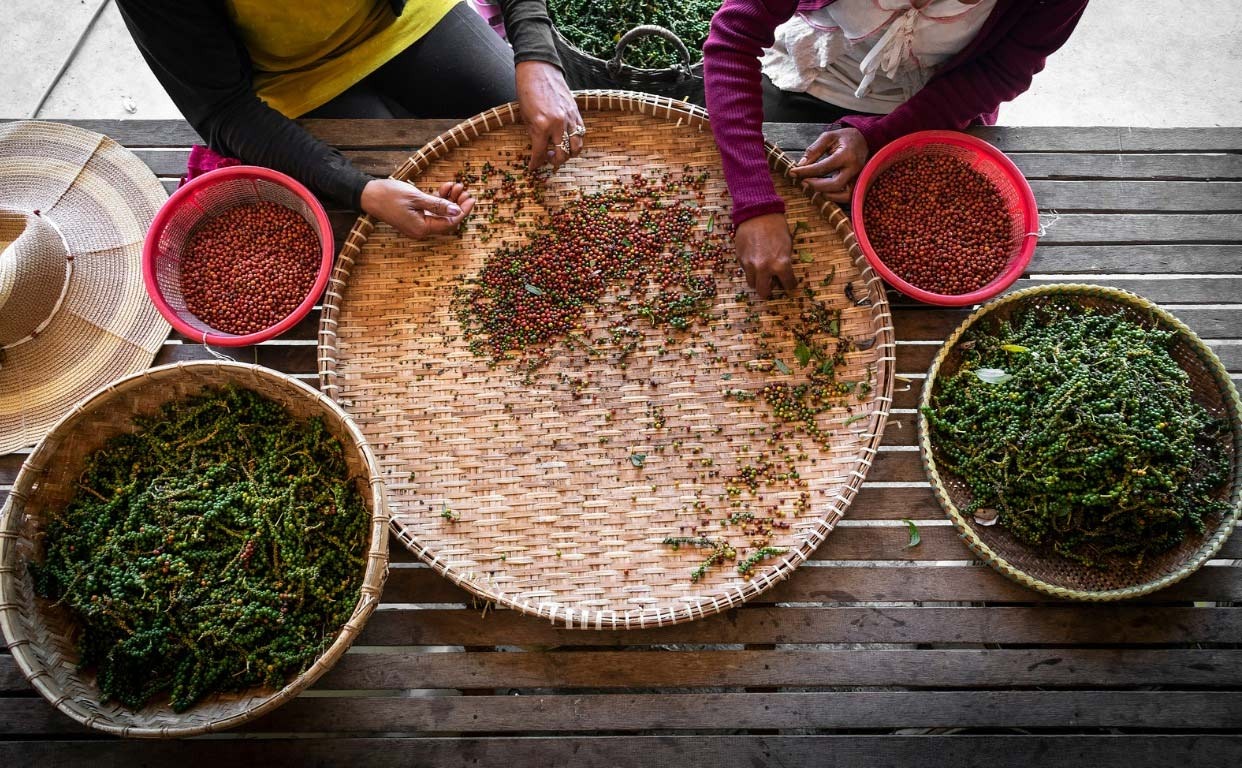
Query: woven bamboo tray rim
0,361,390,737
917,283,1241,601
319,91,894,628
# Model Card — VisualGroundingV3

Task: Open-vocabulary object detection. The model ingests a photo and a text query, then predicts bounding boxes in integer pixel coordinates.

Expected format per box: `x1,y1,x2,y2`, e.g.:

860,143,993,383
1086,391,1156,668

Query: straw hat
0,121,169,454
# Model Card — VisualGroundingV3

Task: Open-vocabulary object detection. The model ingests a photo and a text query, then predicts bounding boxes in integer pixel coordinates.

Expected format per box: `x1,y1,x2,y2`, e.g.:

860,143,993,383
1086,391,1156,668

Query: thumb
404,183,462,217
798,130,837,166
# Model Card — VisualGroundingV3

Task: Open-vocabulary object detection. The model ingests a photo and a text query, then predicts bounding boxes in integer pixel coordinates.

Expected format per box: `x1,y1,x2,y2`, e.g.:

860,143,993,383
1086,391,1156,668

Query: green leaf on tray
774,358,792,375
901,519,921,549
798,251,814,263
524,283,544,295
1001,344,1030,353
794,341,813,367
844,413,868,426
974,368,1014,385
630,453,647,468
706,213,716,233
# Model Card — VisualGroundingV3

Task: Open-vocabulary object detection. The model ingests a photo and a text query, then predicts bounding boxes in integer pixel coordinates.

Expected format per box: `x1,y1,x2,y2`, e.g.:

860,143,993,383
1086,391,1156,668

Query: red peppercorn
180,201,320,335
862,153,1015,296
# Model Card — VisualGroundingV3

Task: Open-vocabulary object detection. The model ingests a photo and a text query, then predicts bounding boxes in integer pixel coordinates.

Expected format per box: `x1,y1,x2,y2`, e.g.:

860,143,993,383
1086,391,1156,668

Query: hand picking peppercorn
923,306,1231,568
31,386,370,712
180,201,321,335
863,153,1014,296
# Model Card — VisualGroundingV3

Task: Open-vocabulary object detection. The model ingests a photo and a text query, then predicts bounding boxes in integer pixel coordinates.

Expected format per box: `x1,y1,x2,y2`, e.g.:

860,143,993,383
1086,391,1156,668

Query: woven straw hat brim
0,121,169,454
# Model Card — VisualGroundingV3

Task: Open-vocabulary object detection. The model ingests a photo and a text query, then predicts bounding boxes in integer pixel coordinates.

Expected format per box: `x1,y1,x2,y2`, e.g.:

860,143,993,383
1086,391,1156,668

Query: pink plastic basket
142,166,334,346
851,130,1038,307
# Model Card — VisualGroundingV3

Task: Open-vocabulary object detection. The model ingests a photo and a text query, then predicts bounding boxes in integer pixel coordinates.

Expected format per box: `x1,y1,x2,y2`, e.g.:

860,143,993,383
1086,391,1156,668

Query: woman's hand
789,126,869,203
361,179,474,239
735,212,797,299
515,60,585,170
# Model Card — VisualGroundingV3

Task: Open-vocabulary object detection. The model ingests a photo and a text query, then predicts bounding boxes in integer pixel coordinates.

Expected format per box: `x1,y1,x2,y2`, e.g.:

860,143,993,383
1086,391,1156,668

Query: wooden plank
5,690,1240,736
43,119,1242,154
1029,245,1242,274
25,647,1240,695
382,562,1242,605
231,690,1242,733
0,653,27,693
353,606,1242,647
397,517,1242,564
894,304,1242,341
1009,153,1242,181
970,127,1242,153
760,124,1242,153
131,162,1242,212
17,119,204,146
308,649,1242,690
1027,181,1242,213
1037,214,1242,244
2,735,1240,768
761,562,1242,604
888,278,1242,308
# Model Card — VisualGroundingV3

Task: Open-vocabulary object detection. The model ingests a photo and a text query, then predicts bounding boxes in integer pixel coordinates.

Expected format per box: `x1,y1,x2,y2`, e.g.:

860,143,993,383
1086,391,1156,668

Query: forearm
703,0,798,225
204,98,374,211
498,0,562,68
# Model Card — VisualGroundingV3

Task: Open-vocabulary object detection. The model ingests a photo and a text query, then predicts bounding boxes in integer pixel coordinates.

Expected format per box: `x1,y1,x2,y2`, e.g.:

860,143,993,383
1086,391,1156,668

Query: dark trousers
759,75,877,124
305,4,517,119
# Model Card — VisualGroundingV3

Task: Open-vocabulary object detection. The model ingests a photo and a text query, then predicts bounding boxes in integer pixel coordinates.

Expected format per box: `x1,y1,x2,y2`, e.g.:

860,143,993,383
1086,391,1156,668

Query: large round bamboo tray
918,284,1241,600
319,91,894,628
0,361,389,737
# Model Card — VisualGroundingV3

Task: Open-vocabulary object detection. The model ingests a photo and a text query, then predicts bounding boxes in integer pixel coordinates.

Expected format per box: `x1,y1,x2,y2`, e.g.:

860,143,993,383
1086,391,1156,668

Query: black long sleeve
116,0,375,210
117,0,565,212
497,0,562,69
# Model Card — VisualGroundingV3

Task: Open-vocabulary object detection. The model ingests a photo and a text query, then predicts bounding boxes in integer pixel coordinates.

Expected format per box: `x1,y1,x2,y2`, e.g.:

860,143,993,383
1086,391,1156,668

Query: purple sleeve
841,0,1089,152
703,0,800,226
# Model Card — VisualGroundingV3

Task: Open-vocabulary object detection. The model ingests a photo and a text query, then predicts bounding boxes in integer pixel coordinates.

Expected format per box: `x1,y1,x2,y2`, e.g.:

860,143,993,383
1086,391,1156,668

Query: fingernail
446,203,462,216
797,157,807,165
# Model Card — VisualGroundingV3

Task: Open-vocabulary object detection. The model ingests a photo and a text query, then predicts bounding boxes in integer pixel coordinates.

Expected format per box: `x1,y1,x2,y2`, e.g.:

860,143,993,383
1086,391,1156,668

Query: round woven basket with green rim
917,283,1241,601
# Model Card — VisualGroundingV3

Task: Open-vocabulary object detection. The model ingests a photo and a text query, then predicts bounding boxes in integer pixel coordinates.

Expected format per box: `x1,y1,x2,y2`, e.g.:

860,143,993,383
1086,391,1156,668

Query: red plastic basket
851,130,1038,307
142,166,334,346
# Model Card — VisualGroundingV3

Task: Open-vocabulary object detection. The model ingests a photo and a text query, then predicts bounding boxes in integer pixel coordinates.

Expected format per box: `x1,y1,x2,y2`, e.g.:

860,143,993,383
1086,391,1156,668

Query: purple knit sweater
704,0,1089,224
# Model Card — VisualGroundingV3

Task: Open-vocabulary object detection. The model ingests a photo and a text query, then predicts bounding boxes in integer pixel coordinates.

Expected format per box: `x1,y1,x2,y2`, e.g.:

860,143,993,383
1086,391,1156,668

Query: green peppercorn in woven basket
0,361,389,737
918,284,1241,600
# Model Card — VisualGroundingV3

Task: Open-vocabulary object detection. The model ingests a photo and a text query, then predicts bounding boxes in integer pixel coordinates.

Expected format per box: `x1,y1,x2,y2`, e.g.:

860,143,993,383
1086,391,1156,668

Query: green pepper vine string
32,386,370,712
923,306,1231,568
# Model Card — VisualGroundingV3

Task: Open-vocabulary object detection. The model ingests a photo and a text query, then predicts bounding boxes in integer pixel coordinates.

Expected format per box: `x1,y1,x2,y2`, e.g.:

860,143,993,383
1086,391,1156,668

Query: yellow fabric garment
226,0,461,118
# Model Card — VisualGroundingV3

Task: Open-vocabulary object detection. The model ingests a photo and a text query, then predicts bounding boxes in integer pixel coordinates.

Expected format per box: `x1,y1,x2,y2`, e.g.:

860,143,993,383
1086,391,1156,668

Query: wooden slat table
2,121,1240,766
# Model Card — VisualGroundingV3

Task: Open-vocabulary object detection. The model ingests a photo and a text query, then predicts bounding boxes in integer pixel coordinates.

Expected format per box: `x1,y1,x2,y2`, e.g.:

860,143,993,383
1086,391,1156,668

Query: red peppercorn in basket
143,166,334,346
851,131,1038,307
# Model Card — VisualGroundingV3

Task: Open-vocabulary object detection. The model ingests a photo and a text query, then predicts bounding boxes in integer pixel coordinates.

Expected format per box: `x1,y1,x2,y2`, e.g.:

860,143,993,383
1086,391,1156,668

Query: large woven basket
918,284,1241,600
0,361,389,737
320,91,894,629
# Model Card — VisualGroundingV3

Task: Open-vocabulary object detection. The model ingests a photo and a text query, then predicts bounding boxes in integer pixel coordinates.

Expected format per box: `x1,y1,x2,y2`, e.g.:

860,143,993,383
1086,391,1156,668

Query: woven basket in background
0,361,389,737
319,91,894,629
918,284,1241,600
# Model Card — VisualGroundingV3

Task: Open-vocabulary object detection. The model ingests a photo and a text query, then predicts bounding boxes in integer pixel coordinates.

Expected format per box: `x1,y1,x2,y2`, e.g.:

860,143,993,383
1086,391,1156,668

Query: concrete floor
2,0,1241,125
